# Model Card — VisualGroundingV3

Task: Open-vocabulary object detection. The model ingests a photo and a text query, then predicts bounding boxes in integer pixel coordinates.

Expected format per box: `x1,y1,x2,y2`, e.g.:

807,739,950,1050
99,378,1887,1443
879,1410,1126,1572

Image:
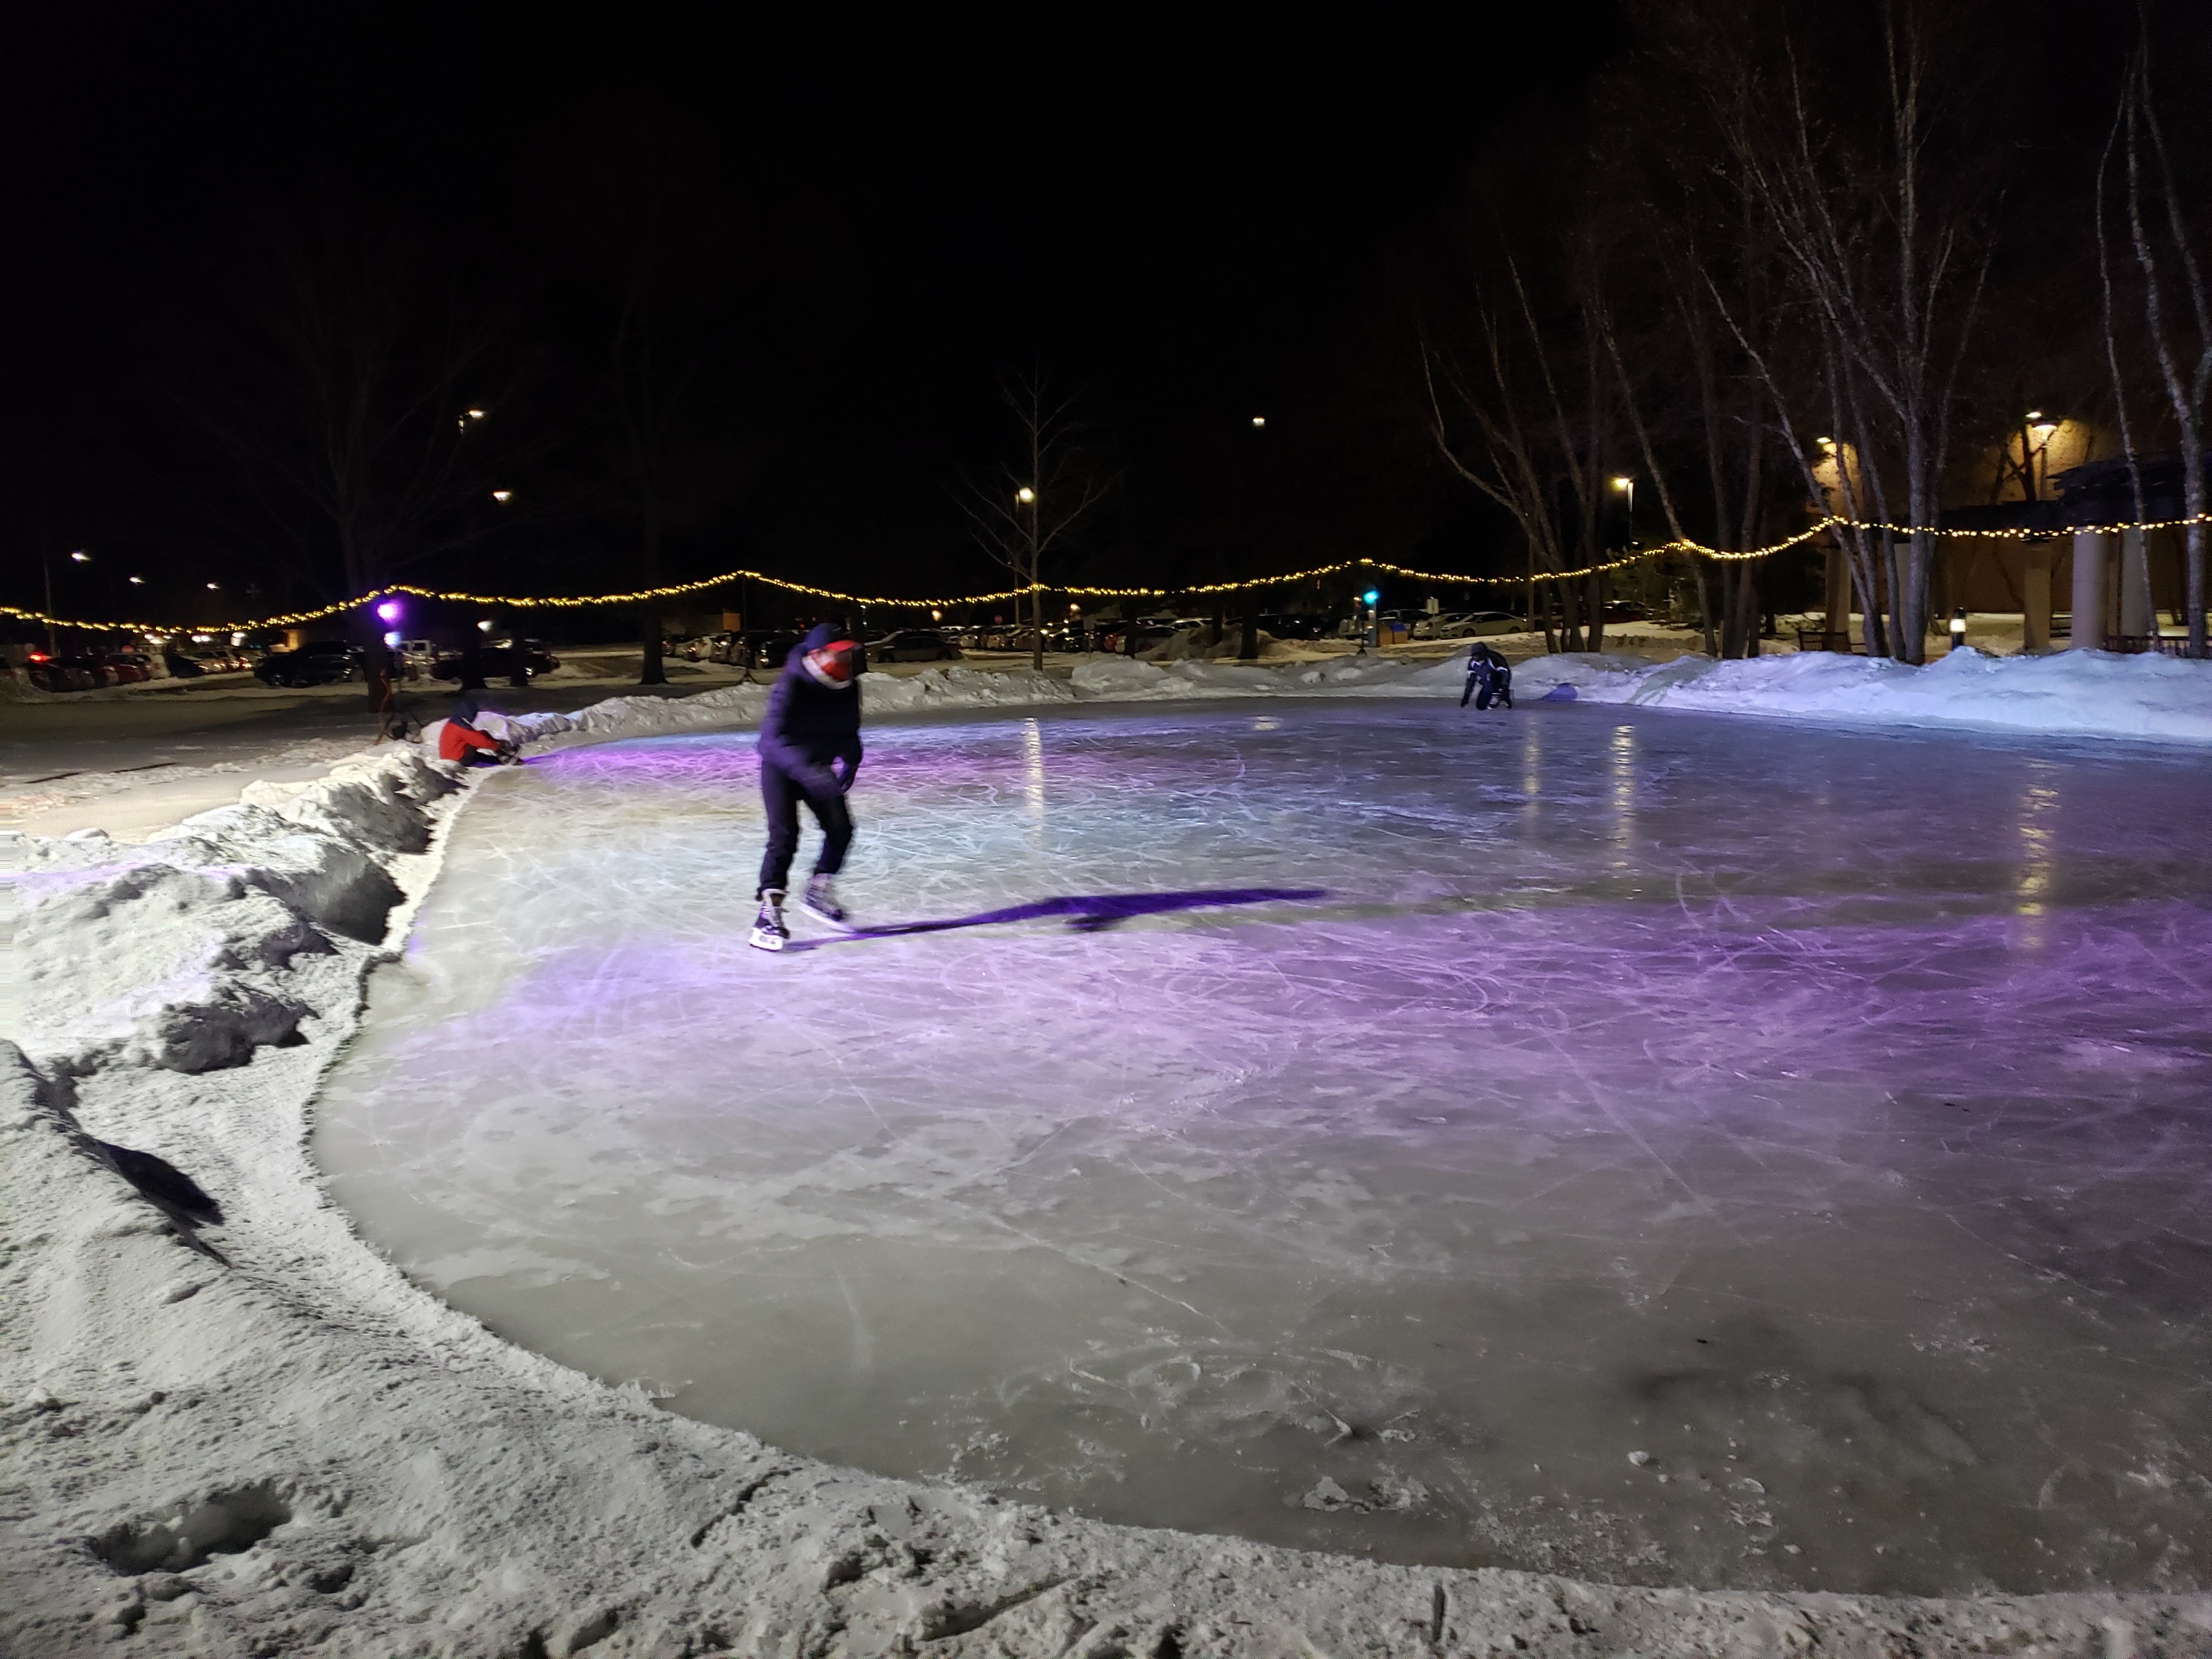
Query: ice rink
313,699,2212,1594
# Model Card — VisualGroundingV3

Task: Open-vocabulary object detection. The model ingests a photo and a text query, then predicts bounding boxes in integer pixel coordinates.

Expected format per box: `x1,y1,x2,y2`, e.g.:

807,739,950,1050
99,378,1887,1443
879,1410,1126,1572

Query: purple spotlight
376,600,403,623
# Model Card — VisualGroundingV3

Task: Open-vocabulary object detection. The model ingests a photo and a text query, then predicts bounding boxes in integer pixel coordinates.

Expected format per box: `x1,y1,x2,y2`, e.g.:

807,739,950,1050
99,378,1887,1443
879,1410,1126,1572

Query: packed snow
8,653,2212,1655
1511,646,2212,743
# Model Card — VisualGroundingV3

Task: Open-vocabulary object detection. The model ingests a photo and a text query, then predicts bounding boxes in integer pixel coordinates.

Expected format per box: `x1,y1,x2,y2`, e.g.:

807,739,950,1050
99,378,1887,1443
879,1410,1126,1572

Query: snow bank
1510,647,2212,743
9,676,2212,1654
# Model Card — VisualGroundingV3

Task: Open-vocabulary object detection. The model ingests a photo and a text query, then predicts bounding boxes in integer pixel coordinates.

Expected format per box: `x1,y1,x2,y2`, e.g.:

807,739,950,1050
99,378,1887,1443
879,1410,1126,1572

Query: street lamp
128,575,144,585
1015,486,1035,505
1610,475,1634,521
1949,608,1968,650
490,489,512,504
1251,416,1266,428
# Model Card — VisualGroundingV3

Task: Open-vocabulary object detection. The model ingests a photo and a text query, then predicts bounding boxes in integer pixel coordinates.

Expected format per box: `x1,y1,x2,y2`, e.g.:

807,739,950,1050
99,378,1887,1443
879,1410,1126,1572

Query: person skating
1460,642,1513,710
750,623,864,951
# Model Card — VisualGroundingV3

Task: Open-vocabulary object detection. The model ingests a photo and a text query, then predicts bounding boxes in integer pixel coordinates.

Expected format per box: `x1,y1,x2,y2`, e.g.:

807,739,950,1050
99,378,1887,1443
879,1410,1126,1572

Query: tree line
142,2,2211,677
1424,0,2211,662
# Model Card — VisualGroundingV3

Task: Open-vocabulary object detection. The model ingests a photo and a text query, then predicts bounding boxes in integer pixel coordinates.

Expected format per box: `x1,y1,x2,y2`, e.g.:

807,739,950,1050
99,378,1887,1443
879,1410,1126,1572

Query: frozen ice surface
313,699,2212,1596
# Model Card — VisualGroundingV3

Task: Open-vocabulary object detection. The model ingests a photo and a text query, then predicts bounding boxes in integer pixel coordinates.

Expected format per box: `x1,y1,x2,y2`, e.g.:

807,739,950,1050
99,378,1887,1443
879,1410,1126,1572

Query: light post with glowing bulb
40,549,89,651
2021,411,2061,501
1015,486,1040,668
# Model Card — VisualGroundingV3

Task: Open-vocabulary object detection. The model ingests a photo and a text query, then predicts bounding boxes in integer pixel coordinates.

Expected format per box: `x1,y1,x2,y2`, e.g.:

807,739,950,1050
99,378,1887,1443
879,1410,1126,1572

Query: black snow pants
1460,669,1511,710
757,759,853,896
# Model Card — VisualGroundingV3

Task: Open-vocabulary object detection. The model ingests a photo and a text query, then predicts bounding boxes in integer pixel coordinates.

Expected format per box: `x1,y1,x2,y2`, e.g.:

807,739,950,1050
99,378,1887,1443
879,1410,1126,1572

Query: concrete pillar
2120,528,2153,639
2070,530,2109,650
2023,541,2053,652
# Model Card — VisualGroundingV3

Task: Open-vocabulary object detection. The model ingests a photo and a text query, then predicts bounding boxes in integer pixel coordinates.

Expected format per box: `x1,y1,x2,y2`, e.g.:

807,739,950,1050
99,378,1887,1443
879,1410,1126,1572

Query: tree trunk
1030,563,1045,673
638,499,668,686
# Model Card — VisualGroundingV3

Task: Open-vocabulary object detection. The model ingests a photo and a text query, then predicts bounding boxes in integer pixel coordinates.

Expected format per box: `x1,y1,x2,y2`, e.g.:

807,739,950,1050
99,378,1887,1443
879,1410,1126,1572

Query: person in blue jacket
1460,642,1513,710
751,623,864,950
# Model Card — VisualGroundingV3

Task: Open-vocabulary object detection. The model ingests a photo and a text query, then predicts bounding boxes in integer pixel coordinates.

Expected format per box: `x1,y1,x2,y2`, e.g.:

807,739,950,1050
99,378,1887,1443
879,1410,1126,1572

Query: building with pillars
1807,426,2197,652
1932,452,2197,651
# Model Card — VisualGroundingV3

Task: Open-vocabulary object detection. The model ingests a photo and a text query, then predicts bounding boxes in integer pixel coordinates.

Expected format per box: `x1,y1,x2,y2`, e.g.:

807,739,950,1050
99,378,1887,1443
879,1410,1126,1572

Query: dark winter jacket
758,623,864,783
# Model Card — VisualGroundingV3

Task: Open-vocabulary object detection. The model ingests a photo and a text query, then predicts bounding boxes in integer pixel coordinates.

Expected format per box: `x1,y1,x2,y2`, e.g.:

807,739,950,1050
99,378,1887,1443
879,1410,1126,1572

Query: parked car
867,628,961,663
704,629,802,670
165,646,239,677
1426,611,1523,639
1601,600,1650,623
255,640,366,687
430,639,560,684
98,650,155,684
23,651,107,691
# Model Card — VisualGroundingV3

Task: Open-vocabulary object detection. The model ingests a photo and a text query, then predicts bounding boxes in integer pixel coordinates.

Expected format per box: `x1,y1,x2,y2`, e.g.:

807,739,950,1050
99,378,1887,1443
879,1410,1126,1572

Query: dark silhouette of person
1462,642,1513,710
750,623,863,950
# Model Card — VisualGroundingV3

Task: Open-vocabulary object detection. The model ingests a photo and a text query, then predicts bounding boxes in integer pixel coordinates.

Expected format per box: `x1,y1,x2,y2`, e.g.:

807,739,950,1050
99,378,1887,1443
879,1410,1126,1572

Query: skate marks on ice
785,885,1330,947
311,701,2212,1597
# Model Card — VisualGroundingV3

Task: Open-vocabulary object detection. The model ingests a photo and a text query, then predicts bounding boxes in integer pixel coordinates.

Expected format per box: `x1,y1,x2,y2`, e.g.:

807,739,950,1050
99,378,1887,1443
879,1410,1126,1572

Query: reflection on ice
313,701,2212,1595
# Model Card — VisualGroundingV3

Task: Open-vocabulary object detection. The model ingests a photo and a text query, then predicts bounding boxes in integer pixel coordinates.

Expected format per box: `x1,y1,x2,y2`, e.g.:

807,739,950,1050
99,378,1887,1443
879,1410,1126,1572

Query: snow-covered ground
9,652,2212,1656
1516,647,2212,743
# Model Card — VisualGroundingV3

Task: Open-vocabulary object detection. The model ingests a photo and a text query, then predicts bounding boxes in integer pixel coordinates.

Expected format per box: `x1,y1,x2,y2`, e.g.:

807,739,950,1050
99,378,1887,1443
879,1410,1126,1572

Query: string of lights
12,510,2211,635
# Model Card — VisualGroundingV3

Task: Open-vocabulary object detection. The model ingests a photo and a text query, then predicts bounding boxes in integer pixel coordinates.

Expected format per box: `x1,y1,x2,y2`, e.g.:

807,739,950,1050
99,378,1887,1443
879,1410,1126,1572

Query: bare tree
959,373,1110,671
188,222,519,605
1601,154,1786,659
1426,238,1619,654
603,267,736,685
1721,9,1993,662
2099,31,2211,657
559,99,753,687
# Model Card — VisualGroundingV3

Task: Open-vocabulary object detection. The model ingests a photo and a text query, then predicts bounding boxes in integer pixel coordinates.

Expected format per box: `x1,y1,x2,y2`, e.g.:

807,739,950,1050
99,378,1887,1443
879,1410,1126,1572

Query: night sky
0,5,1616,625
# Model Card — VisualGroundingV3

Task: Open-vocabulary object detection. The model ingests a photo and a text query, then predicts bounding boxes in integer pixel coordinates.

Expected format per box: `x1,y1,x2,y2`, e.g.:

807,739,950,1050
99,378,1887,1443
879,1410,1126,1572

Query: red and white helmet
801,639,861,689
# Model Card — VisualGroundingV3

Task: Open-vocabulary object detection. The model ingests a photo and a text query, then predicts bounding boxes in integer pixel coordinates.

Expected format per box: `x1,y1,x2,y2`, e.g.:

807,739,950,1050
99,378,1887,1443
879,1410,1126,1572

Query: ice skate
748,889,789,952
801,873,854,931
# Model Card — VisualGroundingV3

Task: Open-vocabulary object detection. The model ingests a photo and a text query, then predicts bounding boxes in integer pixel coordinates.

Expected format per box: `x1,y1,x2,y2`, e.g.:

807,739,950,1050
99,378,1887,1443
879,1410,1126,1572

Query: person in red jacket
438,695,516,766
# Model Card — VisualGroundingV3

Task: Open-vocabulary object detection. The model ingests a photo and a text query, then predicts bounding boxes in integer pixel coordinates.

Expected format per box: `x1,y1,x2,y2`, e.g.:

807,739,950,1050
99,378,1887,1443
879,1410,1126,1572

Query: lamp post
1610,475,1634,532
2022,411,2060,501
41,549,92,652
1237,417,1270,659
1015,486,1040,668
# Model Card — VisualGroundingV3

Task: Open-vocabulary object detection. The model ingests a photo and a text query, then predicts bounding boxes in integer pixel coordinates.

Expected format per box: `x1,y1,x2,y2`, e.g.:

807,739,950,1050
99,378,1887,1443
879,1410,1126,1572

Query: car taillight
29,651,49,662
